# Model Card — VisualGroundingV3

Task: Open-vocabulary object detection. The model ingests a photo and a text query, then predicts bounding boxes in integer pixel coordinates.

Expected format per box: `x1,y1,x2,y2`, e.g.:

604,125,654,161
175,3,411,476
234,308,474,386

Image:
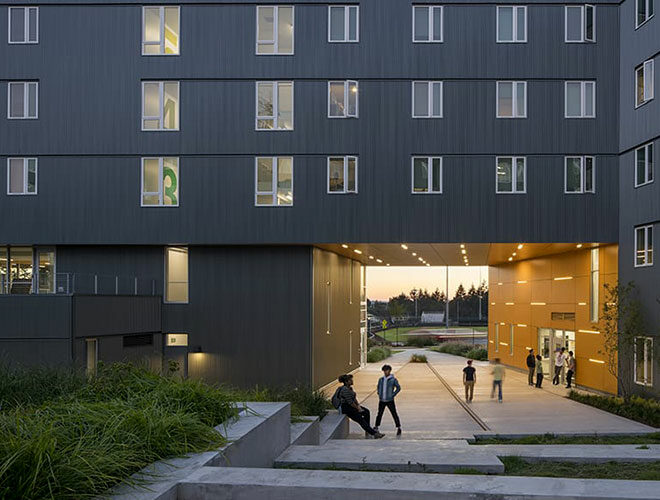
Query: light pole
445,266,449,329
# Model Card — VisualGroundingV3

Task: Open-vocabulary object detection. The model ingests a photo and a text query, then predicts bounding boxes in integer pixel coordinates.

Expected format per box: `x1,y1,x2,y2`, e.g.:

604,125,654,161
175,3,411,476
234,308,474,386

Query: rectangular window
142,6,180,55
328,80,358,118
495,323,499,352
255,157,293,206
8,6,38,44
497,6,526,43
564,156,595,193
412,157,442,194
7,158,37,195
86,339,98,377
496,81,527,118
590,248,599,323
565,5,595,42
636,0,654,28
635,225,654,267
413,5,443,42
634,337,654,386
142,81,179,130
496,157,526,193
256,5,294,54
565,81,595,118
7,82,38,119
510,325,514,355
255,81,294,130
141,157,179,206
165,246,188,303
328,156,358,194
328,5,359,42
635,142,654,187
636,59,654,107
412,81,443,118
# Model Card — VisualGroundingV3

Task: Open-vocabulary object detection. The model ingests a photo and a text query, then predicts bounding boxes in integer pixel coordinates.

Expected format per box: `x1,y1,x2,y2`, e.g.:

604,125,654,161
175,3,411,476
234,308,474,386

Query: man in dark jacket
526,349,536,386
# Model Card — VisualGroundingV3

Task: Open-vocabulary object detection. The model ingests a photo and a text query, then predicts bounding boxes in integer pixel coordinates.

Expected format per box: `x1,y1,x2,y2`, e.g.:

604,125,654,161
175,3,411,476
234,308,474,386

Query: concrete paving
480,444,660,462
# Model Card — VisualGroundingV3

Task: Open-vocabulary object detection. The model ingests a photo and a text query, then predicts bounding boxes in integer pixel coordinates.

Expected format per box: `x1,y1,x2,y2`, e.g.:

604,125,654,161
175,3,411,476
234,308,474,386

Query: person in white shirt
552,347,567,385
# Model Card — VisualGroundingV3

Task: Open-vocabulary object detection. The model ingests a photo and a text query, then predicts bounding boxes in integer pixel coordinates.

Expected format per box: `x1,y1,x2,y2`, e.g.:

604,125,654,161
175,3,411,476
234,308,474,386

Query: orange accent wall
488,245,618,394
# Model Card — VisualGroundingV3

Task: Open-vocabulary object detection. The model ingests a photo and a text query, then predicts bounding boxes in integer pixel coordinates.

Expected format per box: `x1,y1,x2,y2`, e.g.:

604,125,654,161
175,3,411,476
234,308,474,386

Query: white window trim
564,156,596,194
255,81,294,131
411,156,443,194
8,6,38,44
495,156,527,194
327,80,359,118
496,81,527,118
411,81,443,118
254,157,294,207
164,246,189,304
7,81,38,119
412,5,443,43
635,142,654,188
256,5,295,55
635,59,655,108
635,0,655,29
634,336,654,386
6,157,37,195
141,81,179,131
564,5,596,43
496,5,527,43
634,224,654,267
141,6,180,56
328,5,359,43
327,156,358,194
141,157,179,207
564,81,596,118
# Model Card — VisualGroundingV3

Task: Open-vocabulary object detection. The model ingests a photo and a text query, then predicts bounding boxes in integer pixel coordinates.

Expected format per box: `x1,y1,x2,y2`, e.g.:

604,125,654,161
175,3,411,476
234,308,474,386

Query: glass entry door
538,328,576,377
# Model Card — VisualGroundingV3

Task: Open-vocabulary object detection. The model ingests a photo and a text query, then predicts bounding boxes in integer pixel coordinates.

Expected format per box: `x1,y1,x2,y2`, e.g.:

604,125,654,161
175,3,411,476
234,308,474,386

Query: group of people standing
526,347,576,389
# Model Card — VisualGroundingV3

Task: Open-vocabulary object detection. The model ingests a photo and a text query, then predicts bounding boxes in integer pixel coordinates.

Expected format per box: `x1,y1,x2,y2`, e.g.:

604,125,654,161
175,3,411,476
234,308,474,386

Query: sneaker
365,431,371,439
373,432,385,439
373,426,379,432
396,428,402,436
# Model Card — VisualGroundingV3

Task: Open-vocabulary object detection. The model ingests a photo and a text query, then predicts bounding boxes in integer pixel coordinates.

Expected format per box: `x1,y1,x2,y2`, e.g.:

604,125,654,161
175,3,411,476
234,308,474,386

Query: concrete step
275,439,504,473
178,467,660,499
290,416,320,445
479,444,660,463
318,410,348,443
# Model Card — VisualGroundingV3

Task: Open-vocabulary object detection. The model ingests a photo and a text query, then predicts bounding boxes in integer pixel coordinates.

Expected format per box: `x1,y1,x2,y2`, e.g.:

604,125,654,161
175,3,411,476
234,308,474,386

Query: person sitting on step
337,374,384,439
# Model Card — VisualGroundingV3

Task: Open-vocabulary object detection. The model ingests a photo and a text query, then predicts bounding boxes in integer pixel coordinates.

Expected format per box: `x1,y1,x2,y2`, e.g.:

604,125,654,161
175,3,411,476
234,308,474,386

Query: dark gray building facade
0,0,657,394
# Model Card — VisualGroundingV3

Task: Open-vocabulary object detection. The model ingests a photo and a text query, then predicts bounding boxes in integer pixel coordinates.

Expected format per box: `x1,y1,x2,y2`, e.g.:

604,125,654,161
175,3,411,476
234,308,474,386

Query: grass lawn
473,432,660,445
500,456,660,481
378,326,487,342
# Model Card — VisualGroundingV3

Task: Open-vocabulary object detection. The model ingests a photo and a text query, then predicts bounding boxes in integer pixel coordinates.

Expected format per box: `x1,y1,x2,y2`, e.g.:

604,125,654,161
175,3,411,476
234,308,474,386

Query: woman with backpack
333,374,384,439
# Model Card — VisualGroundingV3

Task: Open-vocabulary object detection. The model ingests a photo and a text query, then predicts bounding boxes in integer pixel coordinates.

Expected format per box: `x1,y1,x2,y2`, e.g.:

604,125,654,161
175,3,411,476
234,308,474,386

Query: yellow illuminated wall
488,245,618,394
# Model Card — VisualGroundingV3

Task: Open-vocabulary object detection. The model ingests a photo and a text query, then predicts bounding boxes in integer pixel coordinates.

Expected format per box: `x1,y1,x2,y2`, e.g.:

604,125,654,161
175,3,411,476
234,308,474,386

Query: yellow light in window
589,358,605,364
517,280,527,284
505,302,514,305
497,282,503,286
499,322,505,325
489,340,494,344
500,342,509,346
554,276,573,281
531,302,546,306
578,302,587,306
579,329,600,334
517,324,527,327
491,302,495,305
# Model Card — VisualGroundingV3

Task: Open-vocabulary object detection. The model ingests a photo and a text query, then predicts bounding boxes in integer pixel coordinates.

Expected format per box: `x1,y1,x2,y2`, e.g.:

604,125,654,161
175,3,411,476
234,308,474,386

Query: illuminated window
634,337,653,386
256,82,294,130
142,81,179,130
255,157,293,206
142,6,180,55
497,5,526,42
635,143,654,187
497,81,526,118
141,157,179,206
328,156,358,194
565,81,595,118
8,82,38,119
565,156,595,193
496,157,526,193
495,323,499,352
636,0,654,28
165,247,188,303
86,339,98,376
636,59,654,107
7,158,37,195
328,81,358,118
510,325,514,355
412,81,443,118
329,6,359,42
635,225,653,267
413,5,443,42
590,248,599,323
412,157,442,194
256,5,294,55
9,6,38,44
565,5,595,42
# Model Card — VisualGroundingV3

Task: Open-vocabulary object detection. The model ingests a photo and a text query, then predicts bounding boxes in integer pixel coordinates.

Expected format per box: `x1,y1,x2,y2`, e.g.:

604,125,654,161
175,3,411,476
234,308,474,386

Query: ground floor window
634,337,653,387
86,338,98,377
0,246,55,294
165,246,188,303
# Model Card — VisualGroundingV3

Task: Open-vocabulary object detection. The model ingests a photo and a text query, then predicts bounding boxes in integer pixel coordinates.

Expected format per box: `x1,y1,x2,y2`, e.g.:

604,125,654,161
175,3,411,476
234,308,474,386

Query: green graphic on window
163,165,178,205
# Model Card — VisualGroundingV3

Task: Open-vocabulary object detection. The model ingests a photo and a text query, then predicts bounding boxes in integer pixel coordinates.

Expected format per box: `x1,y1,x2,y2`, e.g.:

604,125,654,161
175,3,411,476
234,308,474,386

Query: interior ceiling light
376,258,382,263
353,249,362,254
426,263,430,267
460,244,465,249
369,256,374,260
341,244,348,248
461,249,466,254
401,244,408,250
508,257,513,261
418,257,423,262
386,263,390,266
512,252,517,256
517,244,523,250
412,252,417,256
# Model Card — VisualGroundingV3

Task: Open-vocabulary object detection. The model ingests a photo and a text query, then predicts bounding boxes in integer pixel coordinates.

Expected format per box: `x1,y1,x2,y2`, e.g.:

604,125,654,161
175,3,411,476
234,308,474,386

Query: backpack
331,387,342,409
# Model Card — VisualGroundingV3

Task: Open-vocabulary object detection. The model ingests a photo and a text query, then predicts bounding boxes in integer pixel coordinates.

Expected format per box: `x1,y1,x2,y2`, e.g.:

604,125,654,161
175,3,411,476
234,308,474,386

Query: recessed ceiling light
512,252,517,256
386,263,390,266
353,249,362,254
369,256,374,260
508,257,513,261
517,244,523,250
576,243,583,248
461,249,466,254
412,252,417,256
401,244,408,250
341,244,348,248
376,259,382,263
460,244,465,249
426,263,430,267
418,257,423,262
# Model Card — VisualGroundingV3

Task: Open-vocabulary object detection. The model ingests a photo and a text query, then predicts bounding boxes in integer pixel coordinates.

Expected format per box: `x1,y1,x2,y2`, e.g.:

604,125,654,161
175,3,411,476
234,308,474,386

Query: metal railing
55,273,158,296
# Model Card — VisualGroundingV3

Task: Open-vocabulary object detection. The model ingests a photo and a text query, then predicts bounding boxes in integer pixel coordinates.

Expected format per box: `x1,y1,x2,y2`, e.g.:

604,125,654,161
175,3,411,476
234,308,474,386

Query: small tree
600,281,645,400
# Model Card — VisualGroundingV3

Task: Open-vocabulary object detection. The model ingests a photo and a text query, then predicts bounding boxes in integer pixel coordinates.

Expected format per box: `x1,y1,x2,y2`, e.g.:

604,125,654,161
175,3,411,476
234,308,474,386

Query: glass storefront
538,328,575,376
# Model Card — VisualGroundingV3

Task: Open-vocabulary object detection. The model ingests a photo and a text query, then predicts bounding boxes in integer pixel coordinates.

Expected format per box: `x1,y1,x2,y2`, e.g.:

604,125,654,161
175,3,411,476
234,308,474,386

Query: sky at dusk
366,266,488,301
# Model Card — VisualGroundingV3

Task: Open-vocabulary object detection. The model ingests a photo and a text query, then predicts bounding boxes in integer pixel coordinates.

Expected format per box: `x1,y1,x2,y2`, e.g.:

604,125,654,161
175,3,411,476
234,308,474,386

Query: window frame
411,156,443,194
564,81,596,118
164,246,189,304
411,81,443,118
141,81,179,131
8,6,38,44
635,0,654,29
564,5,596,43
255,81,294,131
495,156,527,194
328,5,359,43
496,81,527,118
564,156,596,194
140,157,179,207
327,156,358,194
635,59,654,108
634,336,654,386
254,156,294,207
256,5,295,55
6,157,37,195
635,142,654,188
496,5,527,43
590,247,599,323
7,81,38,119
634,224,654,267
141,6,180,56
412,5,443,43
327,80,359,118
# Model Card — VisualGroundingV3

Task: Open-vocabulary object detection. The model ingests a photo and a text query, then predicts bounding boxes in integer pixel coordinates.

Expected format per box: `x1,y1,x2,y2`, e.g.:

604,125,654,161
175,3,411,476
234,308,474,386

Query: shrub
0,364,87,410
568,391,660,428
410,354,427,363
404,336,435,347
429,342,472,356
228,385,331,419
465,347,488,361
367,346,392,363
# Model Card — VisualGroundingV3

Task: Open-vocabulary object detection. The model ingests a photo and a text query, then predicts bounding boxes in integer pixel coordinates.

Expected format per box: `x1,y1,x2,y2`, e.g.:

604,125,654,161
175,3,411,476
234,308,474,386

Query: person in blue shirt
374,364,402,436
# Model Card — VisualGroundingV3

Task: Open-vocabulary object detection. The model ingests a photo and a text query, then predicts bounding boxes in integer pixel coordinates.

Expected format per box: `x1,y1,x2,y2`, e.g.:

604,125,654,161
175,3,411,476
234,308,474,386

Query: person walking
336,374,384,439
374,364,402,436
463,359,477,403
565,351,576,388
490,358,505,402
552,347,567,385
525,348,536,386
535,354,544,388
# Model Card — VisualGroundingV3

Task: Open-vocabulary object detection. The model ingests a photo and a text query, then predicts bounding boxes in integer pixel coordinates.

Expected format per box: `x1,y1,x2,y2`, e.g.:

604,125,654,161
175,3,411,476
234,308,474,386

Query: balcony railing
0,273,158,296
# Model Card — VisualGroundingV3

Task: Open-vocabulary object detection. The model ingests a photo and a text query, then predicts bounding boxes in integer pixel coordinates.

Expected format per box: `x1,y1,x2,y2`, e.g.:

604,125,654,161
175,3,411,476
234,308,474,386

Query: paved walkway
347,349,656,439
